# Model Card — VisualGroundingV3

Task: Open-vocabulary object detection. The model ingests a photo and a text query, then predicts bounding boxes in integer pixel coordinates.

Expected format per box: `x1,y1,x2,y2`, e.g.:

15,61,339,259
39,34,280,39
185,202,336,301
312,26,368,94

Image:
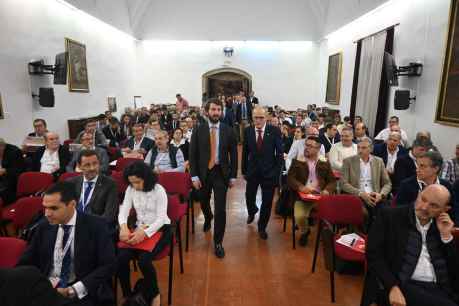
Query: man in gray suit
341,137,392,227
66,149,118,228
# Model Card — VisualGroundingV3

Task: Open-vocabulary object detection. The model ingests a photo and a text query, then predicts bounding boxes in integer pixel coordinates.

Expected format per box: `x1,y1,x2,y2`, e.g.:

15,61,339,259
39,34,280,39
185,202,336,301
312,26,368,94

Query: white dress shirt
49,211,88,299
40,149,60,173
133,136,145,151
118,184,171,237
386,147,399,173
208,120,220,164
359,157,374,193
329,142,358,171
375,127,409,146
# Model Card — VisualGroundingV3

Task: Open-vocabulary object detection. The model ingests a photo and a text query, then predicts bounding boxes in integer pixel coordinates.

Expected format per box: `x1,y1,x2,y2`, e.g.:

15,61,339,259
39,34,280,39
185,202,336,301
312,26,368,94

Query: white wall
135,41,321,109
318,0,458,158
0,0,137,145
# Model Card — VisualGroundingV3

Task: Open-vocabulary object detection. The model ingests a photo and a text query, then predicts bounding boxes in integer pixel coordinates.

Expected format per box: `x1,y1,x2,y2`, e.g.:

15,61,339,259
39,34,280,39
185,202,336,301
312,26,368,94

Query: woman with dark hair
117,161,171,306
293,126,306,141
170,127,189,161
120,114,133,138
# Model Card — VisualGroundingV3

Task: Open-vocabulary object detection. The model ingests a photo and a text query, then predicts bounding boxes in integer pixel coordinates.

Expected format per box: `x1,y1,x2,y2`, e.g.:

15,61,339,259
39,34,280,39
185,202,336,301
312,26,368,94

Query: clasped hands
360,191,382,206
119,227,146,245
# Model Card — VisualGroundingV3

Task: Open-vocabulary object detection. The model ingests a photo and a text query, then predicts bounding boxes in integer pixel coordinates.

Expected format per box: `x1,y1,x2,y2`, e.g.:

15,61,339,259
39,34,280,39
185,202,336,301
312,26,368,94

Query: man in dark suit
17,181,116,306
392,137,431,195
101,117,126,147
31,132,71,179
122,124,155,156
242,106,283,240
248,91,259,105
372,131,408,176
236,96,253,144
189,98,238,258
222,100,235,128
66,150,118,227
28,118,48,137
367,184,459,306
319,123,340,154
0,138,25,204
397,151,457,223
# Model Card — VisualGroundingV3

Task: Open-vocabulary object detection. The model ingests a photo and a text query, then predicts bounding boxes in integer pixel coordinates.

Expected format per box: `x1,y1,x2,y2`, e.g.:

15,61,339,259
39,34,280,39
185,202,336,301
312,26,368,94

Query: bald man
367,184,459,306
242,107,283,240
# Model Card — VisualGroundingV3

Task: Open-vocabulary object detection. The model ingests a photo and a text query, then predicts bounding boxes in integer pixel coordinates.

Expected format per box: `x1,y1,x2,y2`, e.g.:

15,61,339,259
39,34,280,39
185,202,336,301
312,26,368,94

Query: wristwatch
68,286,77,299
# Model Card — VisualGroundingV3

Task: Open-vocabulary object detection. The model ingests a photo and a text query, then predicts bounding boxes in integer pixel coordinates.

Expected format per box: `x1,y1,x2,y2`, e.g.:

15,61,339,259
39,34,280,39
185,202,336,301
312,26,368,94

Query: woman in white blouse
117,161,171,306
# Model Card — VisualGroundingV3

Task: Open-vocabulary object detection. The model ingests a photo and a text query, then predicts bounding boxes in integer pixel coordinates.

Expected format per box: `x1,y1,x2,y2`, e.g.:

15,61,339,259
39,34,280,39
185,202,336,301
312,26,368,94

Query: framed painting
0,93,3,119
65,38,89,92
436,0,459,126
325,52,343,105
107,96,117,112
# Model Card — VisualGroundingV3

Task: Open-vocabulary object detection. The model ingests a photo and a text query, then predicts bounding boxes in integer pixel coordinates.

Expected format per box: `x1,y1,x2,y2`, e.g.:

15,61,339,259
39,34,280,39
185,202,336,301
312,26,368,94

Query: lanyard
52,226,75,278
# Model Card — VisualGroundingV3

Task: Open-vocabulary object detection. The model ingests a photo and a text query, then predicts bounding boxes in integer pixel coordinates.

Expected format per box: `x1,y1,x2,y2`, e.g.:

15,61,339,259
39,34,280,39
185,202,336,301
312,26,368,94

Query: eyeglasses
254,116,265,120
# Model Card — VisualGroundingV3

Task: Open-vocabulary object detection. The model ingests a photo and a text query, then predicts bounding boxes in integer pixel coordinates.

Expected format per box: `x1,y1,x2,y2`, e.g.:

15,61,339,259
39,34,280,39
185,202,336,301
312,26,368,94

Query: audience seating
454,228,459,253
158,172,193,252
115,157,140,172
0,199,7,236
3,197,43,234
311,195,365,303
166,194,187,274
111,170,128,202
63,139,74,147
58,172,81,182
16,172,54,198
0,237,27,268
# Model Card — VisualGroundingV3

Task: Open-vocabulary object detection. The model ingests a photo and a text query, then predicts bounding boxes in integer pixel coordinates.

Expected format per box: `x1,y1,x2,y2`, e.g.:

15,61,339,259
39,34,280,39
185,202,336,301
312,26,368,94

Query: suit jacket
102,126,126,147
248,96,259,105
392,154,417,195
75,130,107,147
372,143,408,166
67,175,118,224
17,212,116,304
189,121,238,185
241,124,283,180
319,133,341,153
236,102,253,123
0,144,25,203
125,136,155,153
31,145,71,178
287,158,336,194
222,106,235,127
0,266,71,306
367,205,459,296
396,175,457,223
66,147,110,174
341,155,392,200
160,114,172,131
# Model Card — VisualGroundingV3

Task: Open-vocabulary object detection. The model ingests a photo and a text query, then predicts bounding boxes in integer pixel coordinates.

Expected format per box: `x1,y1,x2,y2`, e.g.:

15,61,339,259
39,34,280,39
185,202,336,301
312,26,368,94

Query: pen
350,238,356,246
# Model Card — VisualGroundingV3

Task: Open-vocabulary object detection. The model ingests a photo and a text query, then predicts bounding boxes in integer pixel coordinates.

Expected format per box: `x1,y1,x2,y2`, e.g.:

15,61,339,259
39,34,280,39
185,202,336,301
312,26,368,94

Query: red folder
298,192,321,201
117,231,163,252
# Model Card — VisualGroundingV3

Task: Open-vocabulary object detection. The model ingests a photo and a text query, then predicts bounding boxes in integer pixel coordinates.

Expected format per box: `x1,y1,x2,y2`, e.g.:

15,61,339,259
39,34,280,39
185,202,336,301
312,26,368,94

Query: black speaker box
39,88,55,107
394,90,410,110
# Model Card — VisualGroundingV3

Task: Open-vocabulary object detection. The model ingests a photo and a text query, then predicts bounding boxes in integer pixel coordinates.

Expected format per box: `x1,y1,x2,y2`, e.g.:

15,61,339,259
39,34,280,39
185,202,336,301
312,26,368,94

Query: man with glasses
242,106,283,240
28,119,48,137
66,132,109,174
375,116,409,146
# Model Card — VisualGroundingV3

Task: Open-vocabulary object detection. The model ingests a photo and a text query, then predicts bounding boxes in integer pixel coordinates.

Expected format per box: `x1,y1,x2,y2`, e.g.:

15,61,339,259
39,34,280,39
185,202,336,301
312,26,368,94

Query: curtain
355,31,387,137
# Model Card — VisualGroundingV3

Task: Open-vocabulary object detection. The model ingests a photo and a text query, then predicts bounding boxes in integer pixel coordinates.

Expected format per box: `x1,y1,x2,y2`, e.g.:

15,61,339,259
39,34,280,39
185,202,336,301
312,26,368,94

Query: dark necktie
58,224,72,288
257,129,263,151
78,181,94,212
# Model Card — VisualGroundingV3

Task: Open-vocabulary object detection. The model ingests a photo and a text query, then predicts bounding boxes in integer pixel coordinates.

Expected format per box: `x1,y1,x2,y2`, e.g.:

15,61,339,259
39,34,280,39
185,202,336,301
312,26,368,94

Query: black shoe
298,230,311,247
247,214,256,224
215,243,225,258
203,216,213,232
258,231,268,240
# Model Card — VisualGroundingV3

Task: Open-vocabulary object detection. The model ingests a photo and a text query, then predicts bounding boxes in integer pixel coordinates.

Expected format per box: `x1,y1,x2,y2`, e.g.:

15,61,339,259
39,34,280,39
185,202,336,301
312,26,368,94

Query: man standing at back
189,98,238,258
242,106,283,240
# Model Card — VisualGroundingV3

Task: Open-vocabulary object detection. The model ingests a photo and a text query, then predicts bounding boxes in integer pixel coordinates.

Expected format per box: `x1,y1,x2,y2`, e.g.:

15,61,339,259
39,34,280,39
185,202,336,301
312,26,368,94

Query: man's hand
321,189,329,195
126,228,146,245
436,212,454,241
370,192,383,205
192,179,202,190
138,148,146,155
388,286,406,306
299,185,313,194
121,148,131,153
119,227,131,242
56,287,70,297
360,192,374,206
0,168,6,176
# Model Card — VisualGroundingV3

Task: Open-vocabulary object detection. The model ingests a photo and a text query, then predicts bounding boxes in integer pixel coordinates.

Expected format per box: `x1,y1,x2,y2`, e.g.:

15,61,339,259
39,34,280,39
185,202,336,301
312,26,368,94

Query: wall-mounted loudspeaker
394,90,412,110
37,88,55,107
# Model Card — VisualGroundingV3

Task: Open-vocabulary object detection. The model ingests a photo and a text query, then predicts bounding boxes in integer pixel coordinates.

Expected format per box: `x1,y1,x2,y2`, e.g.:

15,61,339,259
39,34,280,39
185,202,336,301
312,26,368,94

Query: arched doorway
202,67,252,99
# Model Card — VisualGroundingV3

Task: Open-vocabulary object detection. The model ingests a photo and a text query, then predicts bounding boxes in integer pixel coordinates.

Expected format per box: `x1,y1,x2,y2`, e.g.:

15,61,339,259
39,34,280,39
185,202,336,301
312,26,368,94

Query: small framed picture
107,96,117,112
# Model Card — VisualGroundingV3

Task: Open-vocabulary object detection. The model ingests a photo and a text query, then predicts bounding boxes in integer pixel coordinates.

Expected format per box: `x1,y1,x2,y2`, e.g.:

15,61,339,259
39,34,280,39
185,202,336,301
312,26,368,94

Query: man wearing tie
237,96,252,145
242,107,283,240
189,98,238,258
17,181,116,306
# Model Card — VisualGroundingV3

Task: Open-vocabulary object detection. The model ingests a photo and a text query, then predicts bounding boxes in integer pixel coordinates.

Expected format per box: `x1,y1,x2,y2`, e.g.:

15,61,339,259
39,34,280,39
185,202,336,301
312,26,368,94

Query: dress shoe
298,229,311,247
215,243,225,258
247,214,256,224
203,216,213,232
258,231,268,240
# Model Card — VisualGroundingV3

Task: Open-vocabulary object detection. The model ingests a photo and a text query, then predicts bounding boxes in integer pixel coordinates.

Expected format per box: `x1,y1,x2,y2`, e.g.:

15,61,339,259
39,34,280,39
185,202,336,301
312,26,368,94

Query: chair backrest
0,237,27,268
317,194,364,226
58,172,81,182
167,194,187,222
390,196,397,208
453,228,459,253
10,197,44,229
158,172,192,198
17,172,54,198
63,139,74,147
115,158,140,172
111,170,128,196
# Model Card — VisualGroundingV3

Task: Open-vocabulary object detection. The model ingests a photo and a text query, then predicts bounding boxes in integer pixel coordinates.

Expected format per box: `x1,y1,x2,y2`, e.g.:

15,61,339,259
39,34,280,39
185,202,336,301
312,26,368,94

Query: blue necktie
58,224,72,288
78,181,94,212
242,103,246,119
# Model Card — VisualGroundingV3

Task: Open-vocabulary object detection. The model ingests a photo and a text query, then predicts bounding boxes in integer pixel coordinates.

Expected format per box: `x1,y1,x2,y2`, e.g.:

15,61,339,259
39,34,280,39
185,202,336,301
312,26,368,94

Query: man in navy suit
242,106,283,240
17,182,116,306
372,131,408,176
236,96,253,144
122,123,155,156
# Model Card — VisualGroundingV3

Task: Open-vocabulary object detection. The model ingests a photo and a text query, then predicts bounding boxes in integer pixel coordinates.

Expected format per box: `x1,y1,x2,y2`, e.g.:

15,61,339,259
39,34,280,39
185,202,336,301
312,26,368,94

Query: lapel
262,125,270,153
45,224,59,274
73,213,84,274
250,127,256,150
370,157,378,190
353,156,361,186
75,176,83,203
202,121,210,158
219,123,225,157
88,176,102,208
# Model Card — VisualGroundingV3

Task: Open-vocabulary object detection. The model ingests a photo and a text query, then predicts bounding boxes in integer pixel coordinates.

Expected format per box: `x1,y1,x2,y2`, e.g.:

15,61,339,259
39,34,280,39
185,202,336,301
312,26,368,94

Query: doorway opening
202,67,252,98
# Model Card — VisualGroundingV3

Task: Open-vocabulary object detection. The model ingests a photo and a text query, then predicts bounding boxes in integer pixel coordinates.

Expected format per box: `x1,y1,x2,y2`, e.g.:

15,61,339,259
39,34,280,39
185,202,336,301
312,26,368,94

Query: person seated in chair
372,131,408,177
170,127,189,162
319,123,340,154
31,132,70,178
328,127,357,172
287,136,336,246
75,119,108,147
67,149,118,228
117,161,172,306
66,132,109,174
397,151,457,224
145,130,185,174
17,181,116,306
102,117,126,147
0,138,25,205
28,118,48,138
122,124,155,157
367,184,459,306
341,137,392,226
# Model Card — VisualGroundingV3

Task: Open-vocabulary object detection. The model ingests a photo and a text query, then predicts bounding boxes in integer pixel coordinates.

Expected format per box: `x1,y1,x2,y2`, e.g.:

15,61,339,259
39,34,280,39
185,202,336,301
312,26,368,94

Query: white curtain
355,31,387,137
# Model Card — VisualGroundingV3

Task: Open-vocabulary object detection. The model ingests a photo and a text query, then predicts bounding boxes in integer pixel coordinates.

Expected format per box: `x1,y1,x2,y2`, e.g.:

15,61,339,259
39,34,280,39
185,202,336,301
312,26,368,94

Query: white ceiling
65,0,389,40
